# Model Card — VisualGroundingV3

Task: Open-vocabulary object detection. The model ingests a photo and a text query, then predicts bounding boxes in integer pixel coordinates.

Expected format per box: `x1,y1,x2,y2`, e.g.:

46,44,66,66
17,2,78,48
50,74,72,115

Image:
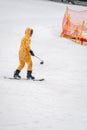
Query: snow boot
14,69,21,79
27,71,35,80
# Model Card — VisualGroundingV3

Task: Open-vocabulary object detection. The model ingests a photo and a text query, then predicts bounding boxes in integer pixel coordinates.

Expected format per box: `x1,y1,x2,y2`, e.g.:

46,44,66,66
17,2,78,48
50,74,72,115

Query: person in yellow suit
14,28,35,79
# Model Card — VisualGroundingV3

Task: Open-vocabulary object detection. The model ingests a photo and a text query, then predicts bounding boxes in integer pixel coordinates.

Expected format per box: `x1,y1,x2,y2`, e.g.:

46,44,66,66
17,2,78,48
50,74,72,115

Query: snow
0,0,87,130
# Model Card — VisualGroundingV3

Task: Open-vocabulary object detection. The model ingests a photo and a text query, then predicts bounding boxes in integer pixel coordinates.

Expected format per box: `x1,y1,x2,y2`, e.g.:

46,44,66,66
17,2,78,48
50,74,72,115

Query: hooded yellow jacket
17,28,33,71
19,28,31,61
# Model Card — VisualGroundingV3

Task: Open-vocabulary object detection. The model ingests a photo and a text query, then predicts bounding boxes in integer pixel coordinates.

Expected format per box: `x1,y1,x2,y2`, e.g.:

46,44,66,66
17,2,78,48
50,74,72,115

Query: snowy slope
0,0,87,130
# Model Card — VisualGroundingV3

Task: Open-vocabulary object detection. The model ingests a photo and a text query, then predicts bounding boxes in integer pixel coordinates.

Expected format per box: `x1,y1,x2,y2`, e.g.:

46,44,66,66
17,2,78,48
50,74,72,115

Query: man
14,28,35,80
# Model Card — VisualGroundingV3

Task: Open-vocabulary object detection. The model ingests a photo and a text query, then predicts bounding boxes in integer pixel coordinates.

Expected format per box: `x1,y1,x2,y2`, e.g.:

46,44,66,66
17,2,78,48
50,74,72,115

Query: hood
25,28,31,36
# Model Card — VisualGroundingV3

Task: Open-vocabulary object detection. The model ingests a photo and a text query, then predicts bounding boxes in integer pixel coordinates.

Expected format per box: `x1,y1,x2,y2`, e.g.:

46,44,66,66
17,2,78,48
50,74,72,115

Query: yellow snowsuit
17,28,33,71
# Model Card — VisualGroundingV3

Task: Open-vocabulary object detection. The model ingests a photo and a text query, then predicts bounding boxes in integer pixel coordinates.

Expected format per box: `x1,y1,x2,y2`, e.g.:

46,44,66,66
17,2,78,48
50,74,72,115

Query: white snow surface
0,0,87,130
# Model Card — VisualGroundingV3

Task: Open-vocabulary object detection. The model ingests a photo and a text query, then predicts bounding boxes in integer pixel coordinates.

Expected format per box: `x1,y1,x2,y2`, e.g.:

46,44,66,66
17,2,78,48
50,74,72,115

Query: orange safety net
61,7,87,45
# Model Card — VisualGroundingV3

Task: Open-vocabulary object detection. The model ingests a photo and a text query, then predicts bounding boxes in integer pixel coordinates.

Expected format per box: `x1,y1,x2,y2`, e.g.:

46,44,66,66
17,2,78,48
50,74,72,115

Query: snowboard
4,76,45,81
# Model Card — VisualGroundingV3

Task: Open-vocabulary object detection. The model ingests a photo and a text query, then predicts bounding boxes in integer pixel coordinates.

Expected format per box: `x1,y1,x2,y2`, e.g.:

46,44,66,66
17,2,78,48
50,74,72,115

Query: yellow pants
17,51,32,71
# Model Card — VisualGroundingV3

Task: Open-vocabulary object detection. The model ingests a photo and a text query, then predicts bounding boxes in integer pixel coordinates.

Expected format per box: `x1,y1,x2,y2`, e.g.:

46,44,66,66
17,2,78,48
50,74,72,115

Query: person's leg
17,60,25,70
26,58,35,79
14,60,25,79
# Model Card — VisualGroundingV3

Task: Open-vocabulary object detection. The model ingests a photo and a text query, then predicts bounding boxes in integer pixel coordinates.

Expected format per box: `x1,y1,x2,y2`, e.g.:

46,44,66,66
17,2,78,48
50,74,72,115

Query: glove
30,50,35,56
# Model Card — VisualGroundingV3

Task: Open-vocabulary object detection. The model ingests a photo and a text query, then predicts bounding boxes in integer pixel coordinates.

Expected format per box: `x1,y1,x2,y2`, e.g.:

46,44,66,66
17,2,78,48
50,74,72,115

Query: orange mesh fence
61,7,87,45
